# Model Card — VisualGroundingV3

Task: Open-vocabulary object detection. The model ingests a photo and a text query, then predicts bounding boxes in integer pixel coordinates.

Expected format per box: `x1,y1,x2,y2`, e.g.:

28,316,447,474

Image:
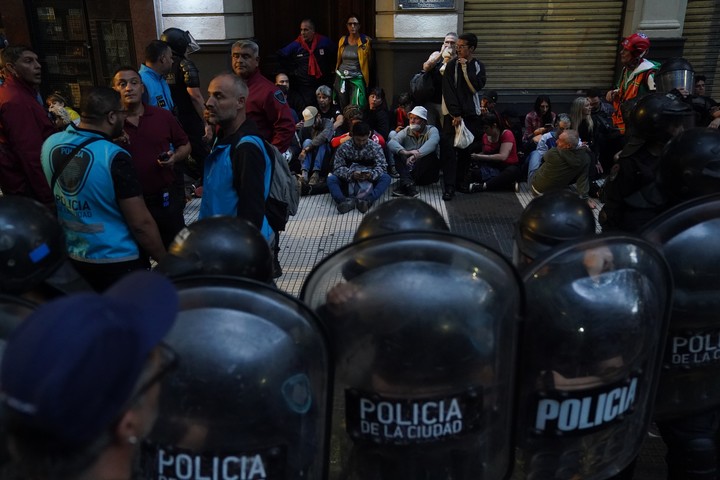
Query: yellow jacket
336,34,372,86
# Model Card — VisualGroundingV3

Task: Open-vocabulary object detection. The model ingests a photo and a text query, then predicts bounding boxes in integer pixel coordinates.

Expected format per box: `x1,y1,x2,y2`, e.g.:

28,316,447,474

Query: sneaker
442,186,455,201
407,185,420,198
469,182,485,193
309,172,320,186
336,199,355,214
388,165,399,178
301,169,309,182
392,182,408,197
356,199,371,213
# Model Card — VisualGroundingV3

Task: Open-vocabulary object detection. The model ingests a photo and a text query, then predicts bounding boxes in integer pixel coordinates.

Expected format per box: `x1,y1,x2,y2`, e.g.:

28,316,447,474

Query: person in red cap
606,32,659,134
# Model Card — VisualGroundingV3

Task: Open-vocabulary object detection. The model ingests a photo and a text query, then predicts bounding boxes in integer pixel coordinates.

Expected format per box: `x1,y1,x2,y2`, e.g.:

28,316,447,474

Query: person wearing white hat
387,105,441,197
298,105,333,185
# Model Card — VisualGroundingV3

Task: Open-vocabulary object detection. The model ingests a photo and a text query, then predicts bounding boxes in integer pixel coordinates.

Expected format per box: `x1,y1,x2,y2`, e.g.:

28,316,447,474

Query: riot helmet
156,216,274,283
160,28,200,57
621,33,651,59
658,127,720,204
0,196,66,295
513,191,596,266
627,92,694,143
657,57,695,94
354,198,449,241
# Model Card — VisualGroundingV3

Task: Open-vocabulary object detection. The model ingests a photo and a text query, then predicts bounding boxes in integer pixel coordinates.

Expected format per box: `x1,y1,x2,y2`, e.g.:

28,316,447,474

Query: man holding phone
112,66,191,249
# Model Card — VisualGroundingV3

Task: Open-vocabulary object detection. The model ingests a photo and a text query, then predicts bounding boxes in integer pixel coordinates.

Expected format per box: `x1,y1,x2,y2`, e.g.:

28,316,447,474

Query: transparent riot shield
301,231,522,480
642,194,720,419
141,276,330,480
512,235,672,480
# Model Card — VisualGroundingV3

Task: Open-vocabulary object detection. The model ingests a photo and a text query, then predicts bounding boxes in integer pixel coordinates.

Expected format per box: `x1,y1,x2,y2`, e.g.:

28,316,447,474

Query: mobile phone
158,152,170,161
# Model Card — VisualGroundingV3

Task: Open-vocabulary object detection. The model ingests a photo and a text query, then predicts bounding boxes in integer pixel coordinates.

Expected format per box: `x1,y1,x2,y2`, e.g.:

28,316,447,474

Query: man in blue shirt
139,40,175,112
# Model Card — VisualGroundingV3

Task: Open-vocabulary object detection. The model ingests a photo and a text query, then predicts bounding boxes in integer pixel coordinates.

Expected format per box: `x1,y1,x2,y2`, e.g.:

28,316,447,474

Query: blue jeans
327,173,392,203
301,139,329,172
526,149,543,184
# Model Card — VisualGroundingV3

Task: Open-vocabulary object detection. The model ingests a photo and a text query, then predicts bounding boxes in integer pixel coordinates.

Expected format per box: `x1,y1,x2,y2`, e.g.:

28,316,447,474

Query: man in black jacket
440,32,486,200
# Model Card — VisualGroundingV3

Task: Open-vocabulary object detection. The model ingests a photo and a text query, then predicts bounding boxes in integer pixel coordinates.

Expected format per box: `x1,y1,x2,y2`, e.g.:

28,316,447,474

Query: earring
127,435,138,445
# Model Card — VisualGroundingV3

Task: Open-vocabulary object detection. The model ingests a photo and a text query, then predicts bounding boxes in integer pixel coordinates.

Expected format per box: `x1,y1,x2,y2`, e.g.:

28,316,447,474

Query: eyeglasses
347,22,359,26
130,343,179,401
456,44,471,50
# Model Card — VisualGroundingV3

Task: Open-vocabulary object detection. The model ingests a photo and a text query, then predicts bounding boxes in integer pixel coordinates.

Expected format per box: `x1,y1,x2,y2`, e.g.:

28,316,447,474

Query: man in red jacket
231,39,295,153
231,39,297,278
0,46,56,207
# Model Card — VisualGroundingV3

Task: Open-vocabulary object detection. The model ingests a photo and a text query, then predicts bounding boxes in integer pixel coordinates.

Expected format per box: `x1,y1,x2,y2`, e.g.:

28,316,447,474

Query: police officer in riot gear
302,228,521,480
513,233,672,480
513,190,596,267
0,195,89,301
641,127,720,480
160,27,210,183
656,127,720,206
599,91,694,232
142,274,329,479
155,216,274,283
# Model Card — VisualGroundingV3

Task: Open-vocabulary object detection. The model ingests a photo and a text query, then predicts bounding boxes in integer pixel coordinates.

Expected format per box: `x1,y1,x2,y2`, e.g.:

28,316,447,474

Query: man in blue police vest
200,72,274,247
41,86,166,291
139,40,175,112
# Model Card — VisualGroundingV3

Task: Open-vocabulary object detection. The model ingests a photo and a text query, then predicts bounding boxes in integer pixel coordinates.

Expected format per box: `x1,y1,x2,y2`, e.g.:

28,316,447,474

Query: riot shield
301,231,522,480
512,235,671,480
642,193,720,419
141,276,329,480
0,295,36,468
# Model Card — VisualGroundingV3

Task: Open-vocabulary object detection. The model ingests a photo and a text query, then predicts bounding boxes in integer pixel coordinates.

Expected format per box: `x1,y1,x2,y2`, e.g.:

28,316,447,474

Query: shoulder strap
237,135,274,199
461,61,477,94
50,137,102,190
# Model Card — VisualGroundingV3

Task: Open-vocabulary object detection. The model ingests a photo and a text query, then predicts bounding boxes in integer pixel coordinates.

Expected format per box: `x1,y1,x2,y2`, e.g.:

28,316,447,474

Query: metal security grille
462,0,624,91
682,0,720,96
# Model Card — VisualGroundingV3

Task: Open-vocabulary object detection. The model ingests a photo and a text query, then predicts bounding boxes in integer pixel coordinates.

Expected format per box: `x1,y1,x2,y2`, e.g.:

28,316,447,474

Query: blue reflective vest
139,64,175,112
199,134,273,242
41,124,139,262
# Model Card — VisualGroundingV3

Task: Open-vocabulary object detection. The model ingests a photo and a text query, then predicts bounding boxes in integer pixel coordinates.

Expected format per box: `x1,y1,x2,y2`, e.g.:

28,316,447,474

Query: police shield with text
301,231,522,479
512,235,671,480
141,277,329,479
641,129,720,479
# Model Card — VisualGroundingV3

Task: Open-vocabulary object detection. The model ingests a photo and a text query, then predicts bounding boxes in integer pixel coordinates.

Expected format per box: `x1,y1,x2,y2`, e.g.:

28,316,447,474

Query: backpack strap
236,135,273,200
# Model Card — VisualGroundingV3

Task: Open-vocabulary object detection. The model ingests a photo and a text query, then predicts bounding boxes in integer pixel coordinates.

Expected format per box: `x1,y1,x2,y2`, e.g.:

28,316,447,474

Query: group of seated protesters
272,34,719,214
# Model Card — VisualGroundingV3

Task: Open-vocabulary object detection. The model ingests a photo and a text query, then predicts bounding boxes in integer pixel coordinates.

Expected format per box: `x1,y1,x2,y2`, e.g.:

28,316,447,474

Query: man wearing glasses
0,270,179,480
41,86,166,291
440,32,487,201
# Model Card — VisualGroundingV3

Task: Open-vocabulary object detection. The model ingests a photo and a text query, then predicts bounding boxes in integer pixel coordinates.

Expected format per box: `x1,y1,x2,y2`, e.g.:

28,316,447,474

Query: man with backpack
201,73,275,249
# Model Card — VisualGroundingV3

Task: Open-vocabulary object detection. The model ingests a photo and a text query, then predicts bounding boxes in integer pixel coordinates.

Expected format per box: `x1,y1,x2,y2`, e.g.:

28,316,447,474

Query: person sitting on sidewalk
298,106,333,186
529,129,593,203
387,106,440,197
327,122,391,214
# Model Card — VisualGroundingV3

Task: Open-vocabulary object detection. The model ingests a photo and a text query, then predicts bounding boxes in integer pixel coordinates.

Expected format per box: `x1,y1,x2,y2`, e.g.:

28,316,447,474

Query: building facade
2,0,718,112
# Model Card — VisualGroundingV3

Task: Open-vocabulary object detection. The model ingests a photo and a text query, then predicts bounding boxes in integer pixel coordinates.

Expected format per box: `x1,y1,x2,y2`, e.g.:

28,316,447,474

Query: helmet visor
186,31,200,54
